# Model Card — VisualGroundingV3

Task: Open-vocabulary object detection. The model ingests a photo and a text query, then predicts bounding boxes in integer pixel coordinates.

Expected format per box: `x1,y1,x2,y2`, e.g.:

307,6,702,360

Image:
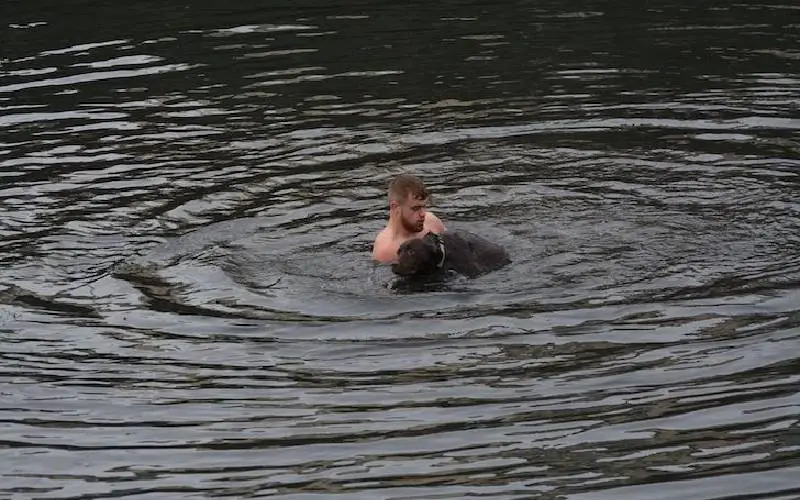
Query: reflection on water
2,0,799,498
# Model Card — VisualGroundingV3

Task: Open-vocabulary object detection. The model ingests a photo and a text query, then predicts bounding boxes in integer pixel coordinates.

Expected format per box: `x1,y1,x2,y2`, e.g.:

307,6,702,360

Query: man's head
388,174,430,234
391,232,444,277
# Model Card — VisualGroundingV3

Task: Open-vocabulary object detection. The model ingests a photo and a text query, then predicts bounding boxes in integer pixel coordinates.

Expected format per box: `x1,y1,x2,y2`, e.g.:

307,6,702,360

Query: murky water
2,1,799,498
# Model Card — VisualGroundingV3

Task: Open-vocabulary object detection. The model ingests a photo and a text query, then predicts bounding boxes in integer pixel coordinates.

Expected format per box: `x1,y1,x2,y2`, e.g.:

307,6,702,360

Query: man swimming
372,173,446,264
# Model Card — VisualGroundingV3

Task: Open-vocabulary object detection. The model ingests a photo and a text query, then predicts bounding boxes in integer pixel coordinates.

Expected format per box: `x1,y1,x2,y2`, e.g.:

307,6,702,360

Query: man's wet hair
388,173,429,203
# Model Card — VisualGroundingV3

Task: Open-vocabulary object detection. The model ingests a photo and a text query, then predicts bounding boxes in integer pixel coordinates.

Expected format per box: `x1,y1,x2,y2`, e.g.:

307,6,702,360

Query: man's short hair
388,173,429,203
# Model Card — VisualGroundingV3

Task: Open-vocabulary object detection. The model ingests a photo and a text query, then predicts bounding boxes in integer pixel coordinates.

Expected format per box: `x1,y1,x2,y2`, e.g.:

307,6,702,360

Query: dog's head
391,232,445,277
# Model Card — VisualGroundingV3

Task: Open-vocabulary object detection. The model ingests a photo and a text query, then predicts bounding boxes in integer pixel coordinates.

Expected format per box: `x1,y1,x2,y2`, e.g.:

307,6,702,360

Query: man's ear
389,199,399,210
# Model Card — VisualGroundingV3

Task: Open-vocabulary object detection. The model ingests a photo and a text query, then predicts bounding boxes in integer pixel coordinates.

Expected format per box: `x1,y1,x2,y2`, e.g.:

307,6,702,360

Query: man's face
396,194,427,233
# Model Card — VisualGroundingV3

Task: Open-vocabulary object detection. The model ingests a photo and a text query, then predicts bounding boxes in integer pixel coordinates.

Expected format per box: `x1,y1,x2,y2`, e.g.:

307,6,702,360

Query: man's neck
389,216,415,239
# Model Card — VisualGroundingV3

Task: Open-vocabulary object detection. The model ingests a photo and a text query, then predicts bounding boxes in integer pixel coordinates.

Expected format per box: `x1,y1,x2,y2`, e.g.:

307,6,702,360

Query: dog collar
429,233,446,268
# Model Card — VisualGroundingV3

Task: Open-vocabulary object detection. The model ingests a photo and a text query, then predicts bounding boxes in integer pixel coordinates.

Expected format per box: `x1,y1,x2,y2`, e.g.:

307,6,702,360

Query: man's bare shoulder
425,212,446,233
372,227,396,264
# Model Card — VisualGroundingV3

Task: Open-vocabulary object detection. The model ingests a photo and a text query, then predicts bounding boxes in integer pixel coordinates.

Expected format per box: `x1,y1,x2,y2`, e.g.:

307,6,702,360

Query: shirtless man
372,173,446,264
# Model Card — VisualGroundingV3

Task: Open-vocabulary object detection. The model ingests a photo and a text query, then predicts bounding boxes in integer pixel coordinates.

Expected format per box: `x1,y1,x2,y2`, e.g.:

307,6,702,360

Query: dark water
2,1,799,498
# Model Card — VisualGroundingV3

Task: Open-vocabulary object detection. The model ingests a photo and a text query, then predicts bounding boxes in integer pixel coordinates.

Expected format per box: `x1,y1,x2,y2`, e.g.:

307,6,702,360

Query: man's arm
372,245,394,263
372,232,396,264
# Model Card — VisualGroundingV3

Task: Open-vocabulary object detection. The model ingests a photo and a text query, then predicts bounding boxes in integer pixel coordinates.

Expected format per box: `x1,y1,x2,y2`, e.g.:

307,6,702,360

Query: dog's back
441,230,511,277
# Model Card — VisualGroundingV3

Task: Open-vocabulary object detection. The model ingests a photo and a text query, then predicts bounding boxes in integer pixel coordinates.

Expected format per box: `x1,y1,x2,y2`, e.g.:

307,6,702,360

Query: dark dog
391,230,511,278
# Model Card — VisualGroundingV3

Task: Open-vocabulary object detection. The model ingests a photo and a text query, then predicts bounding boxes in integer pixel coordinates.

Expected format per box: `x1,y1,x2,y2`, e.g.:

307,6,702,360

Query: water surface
2,1,799,498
